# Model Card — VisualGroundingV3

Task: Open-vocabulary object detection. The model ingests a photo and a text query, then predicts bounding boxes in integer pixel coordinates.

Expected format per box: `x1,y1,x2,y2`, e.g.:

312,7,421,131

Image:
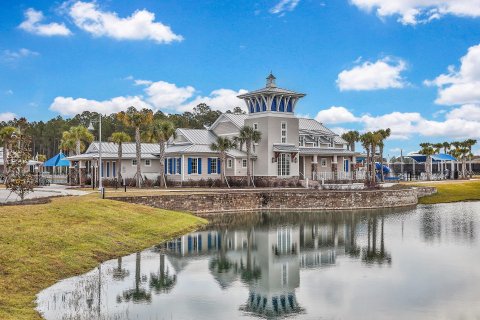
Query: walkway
0,184,90,204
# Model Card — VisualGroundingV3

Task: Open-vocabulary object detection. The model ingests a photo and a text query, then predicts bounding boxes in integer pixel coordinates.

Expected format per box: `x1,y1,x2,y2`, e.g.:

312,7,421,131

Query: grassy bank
408,180,480,204
0,195,206,320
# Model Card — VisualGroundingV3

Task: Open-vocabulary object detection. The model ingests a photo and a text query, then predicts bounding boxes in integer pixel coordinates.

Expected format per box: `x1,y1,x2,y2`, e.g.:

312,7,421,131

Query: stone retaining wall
113,187,436,214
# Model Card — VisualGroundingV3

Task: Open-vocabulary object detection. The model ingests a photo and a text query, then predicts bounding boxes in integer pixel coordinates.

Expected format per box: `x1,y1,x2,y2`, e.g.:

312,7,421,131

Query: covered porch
298,149,361,182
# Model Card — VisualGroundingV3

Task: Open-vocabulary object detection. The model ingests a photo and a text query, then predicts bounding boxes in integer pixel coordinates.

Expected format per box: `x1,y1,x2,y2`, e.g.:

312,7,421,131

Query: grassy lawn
406,180,480,204
0,195,207,320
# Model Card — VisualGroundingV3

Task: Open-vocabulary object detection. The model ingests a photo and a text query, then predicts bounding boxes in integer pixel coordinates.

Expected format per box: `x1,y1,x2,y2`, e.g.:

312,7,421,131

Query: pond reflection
37,202,480,320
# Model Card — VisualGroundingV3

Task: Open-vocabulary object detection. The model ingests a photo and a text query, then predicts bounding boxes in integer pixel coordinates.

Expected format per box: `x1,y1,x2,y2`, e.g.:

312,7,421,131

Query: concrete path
0,184,90,203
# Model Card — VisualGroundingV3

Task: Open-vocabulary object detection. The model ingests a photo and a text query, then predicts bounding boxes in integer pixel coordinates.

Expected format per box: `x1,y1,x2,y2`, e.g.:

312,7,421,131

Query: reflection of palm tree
362,215,392,265
345,213,360,258
119,252,152,303
112,257,130,281
150,254,176,294
240,228,261,283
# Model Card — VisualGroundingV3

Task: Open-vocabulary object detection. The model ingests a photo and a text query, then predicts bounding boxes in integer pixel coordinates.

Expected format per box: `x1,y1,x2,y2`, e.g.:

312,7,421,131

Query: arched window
262,101,267,111
256,101,261,112
250,102,255,113
287,100,293,112
279,99,285,112
271,98,277,111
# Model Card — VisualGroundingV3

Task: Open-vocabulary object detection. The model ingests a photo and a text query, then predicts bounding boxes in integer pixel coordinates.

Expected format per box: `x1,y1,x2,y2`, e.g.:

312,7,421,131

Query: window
189,158,201,174
281,122,287,143
132,159,137,166
106,161,110,178
176,158,182,174
227,158,233,169
242,159,247,168
277,153,290,176
209,158,218,174
321,158,327,167
145,159,151,166
253,123,258,130
299,136,304,146
112,162,116,177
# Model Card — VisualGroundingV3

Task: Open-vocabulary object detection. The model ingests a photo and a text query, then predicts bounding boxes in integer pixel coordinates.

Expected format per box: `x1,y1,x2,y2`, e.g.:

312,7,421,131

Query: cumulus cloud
426,44,480,105
270,0,301,15
337,58,407,91
1,48,39,63
19,8,71,36
445,104,480,121
49,96,151,116
49,78,247,116
350,0,480,25
315,106,358,124
68,1,183,43
0,112,17,122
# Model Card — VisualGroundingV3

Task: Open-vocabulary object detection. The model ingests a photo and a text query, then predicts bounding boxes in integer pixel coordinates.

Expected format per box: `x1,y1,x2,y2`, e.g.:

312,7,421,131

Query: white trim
242,159,247,168
227,158,233,169
181,154,185,181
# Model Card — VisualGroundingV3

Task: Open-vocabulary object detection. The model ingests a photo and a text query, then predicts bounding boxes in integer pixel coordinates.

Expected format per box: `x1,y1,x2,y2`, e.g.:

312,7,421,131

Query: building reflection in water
158,211,392,318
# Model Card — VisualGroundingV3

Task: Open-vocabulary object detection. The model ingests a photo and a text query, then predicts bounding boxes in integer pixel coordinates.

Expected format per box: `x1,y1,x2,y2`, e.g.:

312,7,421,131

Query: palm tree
375,128,391,182
237,126,262,186
109,132,131,186
341,130,360,152
442,142,450,154
450,141,462,175
360,132,374,186
144,120,176,188
459,141,471,179
370,131,384,185
210,136,236,187
60,126,94,185
0,126,17,181
464,139,477,176
117,107,154,188
419,143,435,180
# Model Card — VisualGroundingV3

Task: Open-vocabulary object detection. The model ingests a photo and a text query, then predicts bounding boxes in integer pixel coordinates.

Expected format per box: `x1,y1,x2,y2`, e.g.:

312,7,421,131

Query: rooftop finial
266,72,276,88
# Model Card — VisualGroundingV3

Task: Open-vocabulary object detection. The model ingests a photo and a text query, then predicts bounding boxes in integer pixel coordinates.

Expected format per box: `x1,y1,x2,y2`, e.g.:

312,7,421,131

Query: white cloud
68,1,183,43
330,127,350,135
1,48,39,63
178,88,248,112
350,0,480,25
19,8,71,36
143,81,195,109
0,112,17,122
360,112,422,139
337,58,407,91
49,95,151,116
315,106,358,124
445,104,480,121
49,78,247,116
270,0,300,15
426,44,480,105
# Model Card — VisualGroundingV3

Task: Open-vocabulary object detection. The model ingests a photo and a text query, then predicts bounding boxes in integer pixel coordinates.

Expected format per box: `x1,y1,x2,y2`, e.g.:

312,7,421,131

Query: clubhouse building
68,74,358,184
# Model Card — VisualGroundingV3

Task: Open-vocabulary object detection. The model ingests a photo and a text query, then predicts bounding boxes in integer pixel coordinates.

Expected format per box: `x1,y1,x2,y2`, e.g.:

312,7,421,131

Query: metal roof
238,86,305,98
221,113,248,128
177,128,218,145
273,144,300,152
87,142,160,154
299,147,357,156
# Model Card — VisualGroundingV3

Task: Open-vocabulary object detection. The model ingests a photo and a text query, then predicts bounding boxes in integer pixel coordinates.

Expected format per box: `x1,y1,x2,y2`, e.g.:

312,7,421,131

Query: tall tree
109,132,131,185
117,107,154,188
143,120,176,188
210,136,236,187
419,143,435,180
360,132,374,186
236,125,262,186
60,126,94,185
0,126,17,180
464,139,477,176
341,130,360,152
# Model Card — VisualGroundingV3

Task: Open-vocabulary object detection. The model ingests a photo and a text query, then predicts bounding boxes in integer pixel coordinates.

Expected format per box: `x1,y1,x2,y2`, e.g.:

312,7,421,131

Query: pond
36,202,480,320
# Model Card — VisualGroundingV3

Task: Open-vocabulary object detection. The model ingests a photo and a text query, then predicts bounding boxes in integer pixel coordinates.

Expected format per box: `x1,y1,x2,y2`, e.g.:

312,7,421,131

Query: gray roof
87,142,160,154
238,86,305,98
299,147,357,156
177,128,218,145
221,113,248,128
273,144,300,152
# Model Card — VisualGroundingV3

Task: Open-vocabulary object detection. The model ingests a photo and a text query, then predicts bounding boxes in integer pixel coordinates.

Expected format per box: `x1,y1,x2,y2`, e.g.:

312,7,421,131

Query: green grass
413,180,480,204
0,194,206,320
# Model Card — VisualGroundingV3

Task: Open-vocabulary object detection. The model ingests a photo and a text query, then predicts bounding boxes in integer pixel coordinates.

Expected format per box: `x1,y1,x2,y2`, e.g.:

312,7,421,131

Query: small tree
6,132,35,201
341,130,360,152
109,132,131,186
0,126,18,182
237,126,261,186
419,143,435,180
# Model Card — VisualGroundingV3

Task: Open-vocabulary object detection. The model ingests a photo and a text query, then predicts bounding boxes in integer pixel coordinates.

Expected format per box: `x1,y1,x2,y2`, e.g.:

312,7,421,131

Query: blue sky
1,0,480,156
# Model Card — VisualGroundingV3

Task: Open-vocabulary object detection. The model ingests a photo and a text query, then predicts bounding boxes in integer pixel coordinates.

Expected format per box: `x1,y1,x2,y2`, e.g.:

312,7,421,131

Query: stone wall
113,187,436,215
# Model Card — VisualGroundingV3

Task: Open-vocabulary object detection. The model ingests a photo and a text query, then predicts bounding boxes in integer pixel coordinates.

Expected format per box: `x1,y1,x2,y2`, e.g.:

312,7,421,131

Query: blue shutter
208,234,212,250
198,235,202,251
112,162,116,177
168,158,173,174
218,158,221,174
177,158,182,174
198,158,202,174
208,158,212,174
164,159,167,174
188,158,192,174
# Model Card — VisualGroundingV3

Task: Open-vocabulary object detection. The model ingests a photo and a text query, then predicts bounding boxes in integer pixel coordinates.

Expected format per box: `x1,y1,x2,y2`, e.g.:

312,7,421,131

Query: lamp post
88,114,103,191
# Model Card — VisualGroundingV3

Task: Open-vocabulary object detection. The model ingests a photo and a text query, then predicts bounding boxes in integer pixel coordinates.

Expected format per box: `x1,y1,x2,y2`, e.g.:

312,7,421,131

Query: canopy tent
406,153,457,163
44,152,70,167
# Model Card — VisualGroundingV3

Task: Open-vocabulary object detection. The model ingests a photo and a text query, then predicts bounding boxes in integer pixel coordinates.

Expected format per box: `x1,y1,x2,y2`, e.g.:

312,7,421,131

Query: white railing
312,170,365,181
